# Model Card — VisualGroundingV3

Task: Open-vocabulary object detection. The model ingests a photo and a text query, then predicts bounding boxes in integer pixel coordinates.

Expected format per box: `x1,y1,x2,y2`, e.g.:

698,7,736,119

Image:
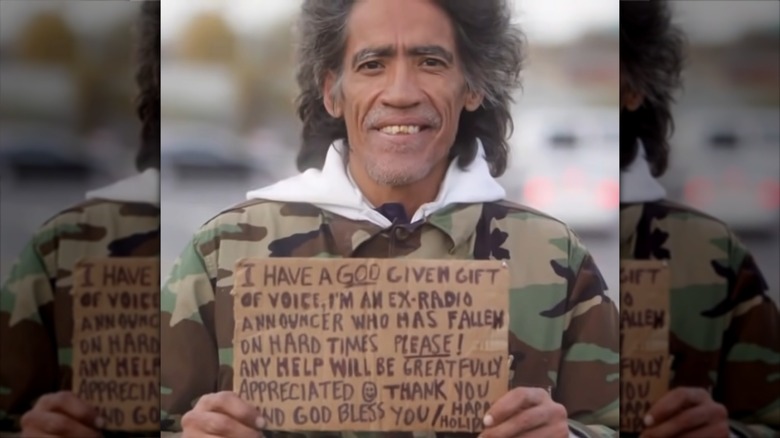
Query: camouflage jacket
0,199,160,437
160,199,620,437
620,200,780,438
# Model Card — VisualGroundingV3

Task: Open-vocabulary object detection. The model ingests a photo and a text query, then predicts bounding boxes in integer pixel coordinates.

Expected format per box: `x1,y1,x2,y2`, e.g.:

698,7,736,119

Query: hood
620,140,667,203
85,168,160,206
246,139,506,228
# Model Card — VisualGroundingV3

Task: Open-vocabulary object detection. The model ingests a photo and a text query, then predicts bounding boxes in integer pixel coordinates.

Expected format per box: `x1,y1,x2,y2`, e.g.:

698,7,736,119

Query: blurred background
0,1,143,281
160,0,621,301
660,1,779,301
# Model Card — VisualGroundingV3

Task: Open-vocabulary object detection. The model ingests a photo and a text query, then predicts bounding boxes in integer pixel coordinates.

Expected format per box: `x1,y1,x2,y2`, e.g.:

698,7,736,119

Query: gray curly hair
293,0,526,178
620,0,686,177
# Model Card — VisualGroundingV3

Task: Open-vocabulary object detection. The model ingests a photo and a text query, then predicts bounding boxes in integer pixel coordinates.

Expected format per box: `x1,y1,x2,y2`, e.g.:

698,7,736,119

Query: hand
640,387,729,438
181,391,265,438
479,387,569,438
20,391,103,438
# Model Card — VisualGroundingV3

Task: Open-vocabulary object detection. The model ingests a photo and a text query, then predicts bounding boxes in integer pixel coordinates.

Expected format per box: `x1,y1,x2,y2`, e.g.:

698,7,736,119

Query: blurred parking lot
1,1,142,281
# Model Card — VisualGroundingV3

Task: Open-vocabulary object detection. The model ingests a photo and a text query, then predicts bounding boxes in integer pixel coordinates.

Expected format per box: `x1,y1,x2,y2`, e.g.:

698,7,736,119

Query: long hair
620,0,686,177
134,1,160,171
293,0,525,178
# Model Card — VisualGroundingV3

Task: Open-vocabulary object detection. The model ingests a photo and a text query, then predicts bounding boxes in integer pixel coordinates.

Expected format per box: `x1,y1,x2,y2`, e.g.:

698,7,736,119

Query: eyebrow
351,44,454,69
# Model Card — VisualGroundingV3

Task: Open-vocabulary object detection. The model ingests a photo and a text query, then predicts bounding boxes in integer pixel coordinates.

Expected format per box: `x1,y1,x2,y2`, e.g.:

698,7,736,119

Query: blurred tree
13,11,92,137
177,11,236,63
16,12,78,64
242,18,298,137
728,27,779,105
93,9,141,164
175,11,251,130
563,31,619,105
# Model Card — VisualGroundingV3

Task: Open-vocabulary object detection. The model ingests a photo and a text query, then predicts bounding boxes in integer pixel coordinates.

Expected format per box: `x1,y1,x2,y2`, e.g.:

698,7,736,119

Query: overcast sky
0,1,137,44
0,0,777,45
672,0,780,43
157,0,618,44
157,0,778,44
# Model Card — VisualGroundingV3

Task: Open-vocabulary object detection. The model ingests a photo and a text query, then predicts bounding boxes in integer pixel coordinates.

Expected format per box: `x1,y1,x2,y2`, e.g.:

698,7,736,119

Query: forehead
345,0,457,53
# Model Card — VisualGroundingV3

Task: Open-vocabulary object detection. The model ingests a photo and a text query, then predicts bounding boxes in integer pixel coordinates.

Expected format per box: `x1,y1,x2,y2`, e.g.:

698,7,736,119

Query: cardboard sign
71,258,160,432
232,258,510,432
619,259,671,433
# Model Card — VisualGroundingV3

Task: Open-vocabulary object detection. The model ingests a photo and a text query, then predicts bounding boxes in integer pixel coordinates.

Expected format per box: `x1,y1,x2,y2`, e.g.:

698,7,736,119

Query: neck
347,159,449,219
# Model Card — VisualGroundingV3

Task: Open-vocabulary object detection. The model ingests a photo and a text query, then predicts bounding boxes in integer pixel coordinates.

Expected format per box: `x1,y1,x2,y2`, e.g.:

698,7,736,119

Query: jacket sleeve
557,230,620,437
0,236,60,432
714,232,779,437
160,233,220,432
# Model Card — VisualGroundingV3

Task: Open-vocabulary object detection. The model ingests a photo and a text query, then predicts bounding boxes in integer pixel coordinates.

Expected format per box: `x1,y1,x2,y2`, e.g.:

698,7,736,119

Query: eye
422,58,445,67
358,61,383,71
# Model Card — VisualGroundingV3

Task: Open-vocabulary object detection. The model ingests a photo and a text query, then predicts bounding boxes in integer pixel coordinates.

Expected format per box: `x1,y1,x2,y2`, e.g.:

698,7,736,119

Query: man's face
324,0,482,187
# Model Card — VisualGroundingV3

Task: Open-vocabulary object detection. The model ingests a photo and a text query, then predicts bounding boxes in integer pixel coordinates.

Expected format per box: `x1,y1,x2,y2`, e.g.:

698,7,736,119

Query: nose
379,61,423,109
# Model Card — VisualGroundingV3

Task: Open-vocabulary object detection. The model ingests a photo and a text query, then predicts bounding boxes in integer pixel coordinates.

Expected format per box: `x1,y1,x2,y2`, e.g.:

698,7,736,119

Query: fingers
20,392,102,438
21,411,102,438
483,387,548,427
644,387,709,427
195,391,265,430
480,402,567,438
640,397,728,438
34,391,102,429
181,411,262,438
182,391,265,438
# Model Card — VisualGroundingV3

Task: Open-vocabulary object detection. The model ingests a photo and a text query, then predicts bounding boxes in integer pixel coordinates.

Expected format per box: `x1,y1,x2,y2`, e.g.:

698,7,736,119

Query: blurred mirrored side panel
0,1,161,436
619,0,779,436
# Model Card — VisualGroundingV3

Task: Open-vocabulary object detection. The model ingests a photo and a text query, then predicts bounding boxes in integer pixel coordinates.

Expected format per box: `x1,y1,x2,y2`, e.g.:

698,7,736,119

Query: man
0,2,160,437
161,1,619,437
620,1,780,437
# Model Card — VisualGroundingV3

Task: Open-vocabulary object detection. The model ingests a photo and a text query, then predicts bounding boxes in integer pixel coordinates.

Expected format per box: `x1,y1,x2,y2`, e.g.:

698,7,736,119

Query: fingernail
643,414,653,427
95,417,106,429
483,414,494,427
255,416,266,429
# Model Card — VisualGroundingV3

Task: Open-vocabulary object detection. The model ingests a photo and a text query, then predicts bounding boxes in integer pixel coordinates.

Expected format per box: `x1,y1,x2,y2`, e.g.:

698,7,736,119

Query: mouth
374,124,432,135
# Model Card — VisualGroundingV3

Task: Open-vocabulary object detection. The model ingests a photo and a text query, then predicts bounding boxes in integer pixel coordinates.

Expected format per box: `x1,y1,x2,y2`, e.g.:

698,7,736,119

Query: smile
379,125,423,135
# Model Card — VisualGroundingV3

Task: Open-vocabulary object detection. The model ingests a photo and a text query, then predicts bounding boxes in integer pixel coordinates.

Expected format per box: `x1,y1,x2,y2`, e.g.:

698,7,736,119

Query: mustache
364,107,441,129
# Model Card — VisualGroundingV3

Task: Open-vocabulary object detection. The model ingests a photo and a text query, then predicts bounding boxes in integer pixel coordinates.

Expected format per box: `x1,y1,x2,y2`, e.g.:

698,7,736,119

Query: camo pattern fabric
160,199,620,438
620,200,780,438
0,199,160,436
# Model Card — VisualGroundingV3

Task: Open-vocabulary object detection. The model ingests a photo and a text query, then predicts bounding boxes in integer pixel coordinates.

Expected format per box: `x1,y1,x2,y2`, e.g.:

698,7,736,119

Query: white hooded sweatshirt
246,139,506,227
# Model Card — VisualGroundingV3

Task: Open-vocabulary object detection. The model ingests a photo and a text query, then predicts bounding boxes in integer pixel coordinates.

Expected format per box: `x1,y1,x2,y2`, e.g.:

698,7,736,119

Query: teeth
379,125,421,135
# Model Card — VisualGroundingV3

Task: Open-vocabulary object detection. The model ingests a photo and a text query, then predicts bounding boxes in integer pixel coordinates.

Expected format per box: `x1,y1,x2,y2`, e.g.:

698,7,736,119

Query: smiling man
161,1,619,437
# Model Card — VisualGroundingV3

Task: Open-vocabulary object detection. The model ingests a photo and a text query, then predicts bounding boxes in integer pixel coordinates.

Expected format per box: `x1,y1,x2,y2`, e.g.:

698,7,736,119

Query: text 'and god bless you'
619,260,671,434
71,258,161,432
232,258,511,432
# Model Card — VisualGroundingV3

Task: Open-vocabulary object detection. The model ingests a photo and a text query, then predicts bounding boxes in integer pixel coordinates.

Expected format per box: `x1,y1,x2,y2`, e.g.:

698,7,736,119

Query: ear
463,88,483,112
622,88,644,112
322,71,343,118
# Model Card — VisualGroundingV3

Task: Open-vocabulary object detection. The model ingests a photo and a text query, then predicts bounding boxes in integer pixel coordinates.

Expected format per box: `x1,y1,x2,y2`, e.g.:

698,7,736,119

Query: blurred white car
161,121,269,183
504,106,620,234
161,63,278,185
0,64,101,181
0,122,101,184
670,107,780,234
